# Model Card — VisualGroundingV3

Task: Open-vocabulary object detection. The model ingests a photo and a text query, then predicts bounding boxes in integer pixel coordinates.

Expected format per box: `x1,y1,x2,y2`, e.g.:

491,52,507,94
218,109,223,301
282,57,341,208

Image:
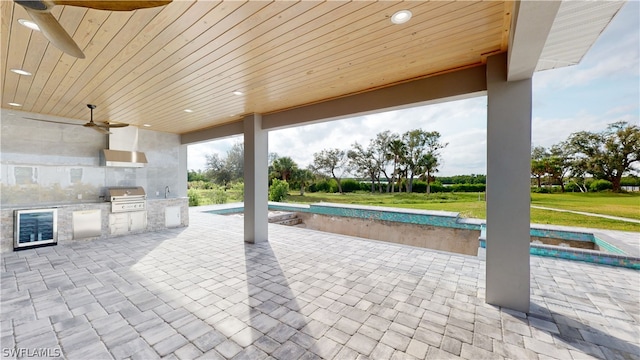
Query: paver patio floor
1,209,639,359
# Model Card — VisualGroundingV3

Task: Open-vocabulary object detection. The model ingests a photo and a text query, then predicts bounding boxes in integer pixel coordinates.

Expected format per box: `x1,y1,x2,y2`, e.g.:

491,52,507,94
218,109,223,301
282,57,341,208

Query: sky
188,2,639,177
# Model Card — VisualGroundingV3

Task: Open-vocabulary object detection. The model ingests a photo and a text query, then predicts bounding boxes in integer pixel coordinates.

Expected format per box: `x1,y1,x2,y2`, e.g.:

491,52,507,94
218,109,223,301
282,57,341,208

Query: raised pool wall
297,212,481,256
205,202,639,269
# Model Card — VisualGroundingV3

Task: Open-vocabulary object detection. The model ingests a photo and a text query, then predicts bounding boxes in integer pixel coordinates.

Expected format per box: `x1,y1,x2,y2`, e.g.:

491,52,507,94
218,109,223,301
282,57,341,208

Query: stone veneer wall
1,198,188,253
146,198,190,231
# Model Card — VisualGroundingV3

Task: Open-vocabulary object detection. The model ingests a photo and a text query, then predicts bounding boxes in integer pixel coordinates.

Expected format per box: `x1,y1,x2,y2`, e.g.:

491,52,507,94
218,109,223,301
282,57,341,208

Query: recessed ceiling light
10,69,32,76
184,109,194,113
8,102,22,107
233,90,243,96
18,19,40,31
143,124,152,127
391,10,412,25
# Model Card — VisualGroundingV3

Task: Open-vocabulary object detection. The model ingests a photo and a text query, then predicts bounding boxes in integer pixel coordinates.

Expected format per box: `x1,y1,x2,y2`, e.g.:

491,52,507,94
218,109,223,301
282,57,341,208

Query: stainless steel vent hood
102,149,148,167
101,126,148,167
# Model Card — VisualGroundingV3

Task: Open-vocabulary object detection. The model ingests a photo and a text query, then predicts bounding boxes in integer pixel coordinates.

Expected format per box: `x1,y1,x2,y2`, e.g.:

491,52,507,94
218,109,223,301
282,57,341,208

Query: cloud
606,104,640,116
535,50,638,91
189,97,489,176
188,136,242,171
531,107,638,150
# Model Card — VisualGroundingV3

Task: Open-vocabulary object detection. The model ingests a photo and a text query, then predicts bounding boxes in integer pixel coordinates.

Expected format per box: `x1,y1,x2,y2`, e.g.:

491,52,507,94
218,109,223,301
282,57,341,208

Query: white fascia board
507,0,561,81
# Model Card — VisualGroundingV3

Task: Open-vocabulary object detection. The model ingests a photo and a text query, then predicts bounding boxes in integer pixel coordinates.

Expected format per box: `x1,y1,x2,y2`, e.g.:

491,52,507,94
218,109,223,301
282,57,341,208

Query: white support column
243,114,269,243
486,53,531,313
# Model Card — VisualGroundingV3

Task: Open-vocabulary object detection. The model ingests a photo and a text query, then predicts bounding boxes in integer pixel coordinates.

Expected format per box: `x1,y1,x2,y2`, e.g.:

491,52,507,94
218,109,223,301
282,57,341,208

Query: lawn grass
530,208,640,232
286,191,640,232
530,192,640,220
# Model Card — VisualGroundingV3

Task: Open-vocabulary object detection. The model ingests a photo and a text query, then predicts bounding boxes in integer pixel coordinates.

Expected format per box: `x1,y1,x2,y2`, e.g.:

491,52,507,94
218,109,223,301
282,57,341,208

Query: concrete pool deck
1,206,638,359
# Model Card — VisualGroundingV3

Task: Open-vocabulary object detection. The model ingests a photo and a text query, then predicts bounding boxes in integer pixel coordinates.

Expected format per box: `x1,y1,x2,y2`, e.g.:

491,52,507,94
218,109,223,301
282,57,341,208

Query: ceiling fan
14,0,172,58
25,104,129,134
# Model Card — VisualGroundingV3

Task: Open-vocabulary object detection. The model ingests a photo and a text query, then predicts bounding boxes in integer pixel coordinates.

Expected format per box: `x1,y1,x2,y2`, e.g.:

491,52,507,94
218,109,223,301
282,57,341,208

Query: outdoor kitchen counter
0,198,188,253
0,199,113,208
146,197,189,231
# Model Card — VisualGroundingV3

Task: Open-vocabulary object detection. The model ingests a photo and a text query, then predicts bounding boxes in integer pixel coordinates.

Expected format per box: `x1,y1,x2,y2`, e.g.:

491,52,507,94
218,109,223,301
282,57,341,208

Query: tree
531,146,548,188
272,156,298,182
187,169,208,182
547,143,572,192
438,174,486,184
402,129,427,193
347,142,377,193
401,129,447,193
226,142,244,181
567,121,640,192
387,138,406,193
291,168,315,195
420,131,447,195
372,131,395,192
206,153,232,186
311,148,348,193
205,142,244,186
419,153,439,195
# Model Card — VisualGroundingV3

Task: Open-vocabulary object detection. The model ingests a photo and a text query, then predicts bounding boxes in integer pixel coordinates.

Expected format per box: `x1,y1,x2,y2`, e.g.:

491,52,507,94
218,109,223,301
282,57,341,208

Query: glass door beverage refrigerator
14,209,58,250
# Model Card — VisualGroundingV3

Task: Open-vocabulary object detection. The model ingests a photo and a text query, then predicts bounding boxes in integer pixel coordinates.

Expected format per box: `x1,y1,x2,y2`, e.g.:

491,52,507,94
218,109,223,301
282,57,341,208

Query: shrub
411,180,427,193
341,179,361,193
188,188,201,206
210,189,228,204
531,187,551,193
188,180,219,190
450,183,486,192
229,181,244,201
589,179,613,192
310,179,332,192
584,178,595,189
621,177,640,186
361,182,373,191
425,181,443,193
328,179,340,193
565,182,588,193
269,179,290,202
565,182,580,192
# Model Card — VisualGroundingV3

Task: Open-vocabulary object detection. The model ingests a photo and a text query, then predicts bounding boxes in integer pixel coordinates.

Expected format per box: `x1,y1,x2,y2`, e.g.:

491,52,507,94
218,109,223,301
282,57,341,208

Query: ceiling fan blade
24,117,83,126
22,7,85,58
84,122,111,134
51,1,172,11
93,127,112,135
101,122,129,128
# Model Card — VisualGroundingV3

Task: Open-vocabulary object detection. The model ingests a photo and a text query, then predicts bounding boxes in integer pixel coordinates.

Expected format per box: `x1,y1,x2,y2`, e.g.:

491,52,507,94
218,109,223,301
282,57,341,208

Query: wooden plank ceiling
1,1,512,134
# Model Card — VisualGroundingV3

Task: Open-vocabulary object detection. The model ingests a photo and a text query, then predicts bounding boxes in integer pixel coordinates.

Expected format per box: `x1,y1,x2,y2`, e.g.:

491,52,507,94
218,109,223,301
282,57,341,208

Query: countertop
1,197,187,210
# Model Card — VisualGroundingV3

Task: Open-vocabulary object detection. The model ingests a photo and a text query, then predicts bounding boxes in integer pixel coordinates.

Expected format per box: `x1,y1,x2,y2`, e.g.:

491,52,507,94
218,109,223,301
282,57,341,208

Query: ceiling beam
181,119,244,145
181,65,488,144
262,65,487,131
507,0,561,81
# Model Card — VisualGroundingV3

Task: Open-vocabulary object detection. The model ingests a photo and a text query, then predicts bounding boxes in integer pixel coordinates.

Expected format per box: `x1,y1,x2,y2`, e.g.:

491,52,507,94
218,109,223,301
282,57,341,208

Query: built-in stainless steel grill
106,186,146,213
